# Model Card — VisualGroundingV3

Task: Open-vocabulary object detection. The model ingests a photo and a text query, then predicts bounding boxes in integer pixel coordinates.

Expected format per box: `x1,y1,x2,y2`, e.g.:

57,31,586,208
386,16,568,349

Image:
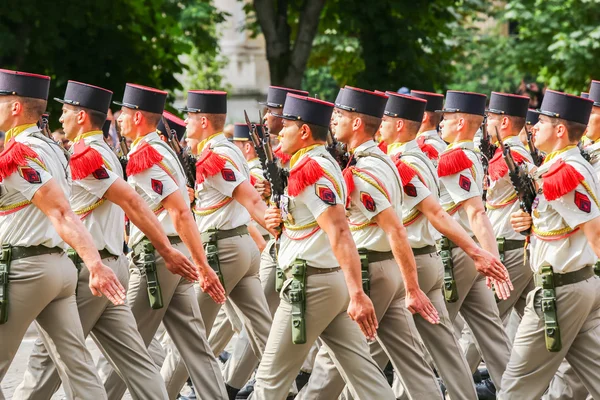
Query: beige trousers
101,242,227,400
13,255,168,400
0,252,107,400
499,275,600,399
160,233,272,396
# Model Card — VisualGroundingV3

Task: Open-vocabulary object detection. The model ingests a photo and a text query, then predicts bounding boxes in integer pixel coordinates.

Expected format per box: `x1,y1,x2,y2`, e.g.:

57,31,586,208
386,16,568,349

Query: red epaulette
70,141,104,180
417,136,439,160
394,158,418,186
195,147,226,184
437,147,473,178
488,147,527,181
542,159,584,201
378,141,388,154
343,166,356,194
287,156,325,197
126,141,164,177
274,145,291,165
0,140,39,180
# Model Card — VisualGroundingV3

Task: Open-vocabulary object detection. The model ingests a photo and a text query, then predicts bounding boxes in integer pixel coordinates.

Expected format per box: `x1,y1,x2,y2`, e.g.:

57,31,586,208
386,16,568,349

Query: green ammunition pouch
67,249,83,296
538,265,561,352
357,249,371,297
135,240,163,310
267,238,285,293
200,226,250,292
0,245,11,324
289,259,307,344
437,237,458,303
595,260,600,278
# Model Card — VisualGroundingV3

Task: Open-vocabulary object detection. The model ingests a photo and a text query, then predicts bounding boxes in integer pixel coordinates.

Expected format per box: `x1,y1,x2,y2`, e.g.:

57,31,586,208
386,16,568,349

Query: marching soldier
410,90,448,164
0,69,125,399
101,83,228,400
299,86,443,400
435,90,514,391
249,93,396,399
160,90,274,399
381,92,508,399
157,110,187,145
501,90,600,398
13,80,198,399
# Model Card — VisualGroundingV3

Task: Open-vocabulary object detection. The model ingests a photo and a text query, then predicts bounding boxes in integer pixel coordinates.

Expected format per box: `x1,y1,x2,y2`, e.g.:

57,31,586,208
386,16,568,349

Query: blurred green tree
0,0,226,125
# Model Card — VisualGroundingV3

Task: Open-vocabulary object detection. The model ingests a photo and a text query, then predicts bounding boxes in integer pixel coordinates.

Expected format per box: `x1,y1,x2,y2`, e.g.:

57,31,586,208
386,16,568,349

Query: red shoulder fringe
542,159,584,201
488,147,527,181
394,158,418,186
274,145,291,165
126,141,164,177
437,148,473,178
195,148,226,184
0,141,39,180
417,136,439,160
377,141,388,154
70,142,104,180
287,157,324,197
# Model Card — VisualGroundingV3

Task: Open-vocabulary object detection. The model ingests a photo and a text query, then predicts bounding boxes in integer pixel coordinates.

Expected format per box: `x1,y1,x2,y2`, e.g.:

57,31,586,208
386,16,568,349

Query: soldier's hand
487,277,513,300
163,247,199,282
88,263,126,306
265,206,283,231
406,288,440,325
187,187,195,204
347,292,378,341
472,248,512,284
198,266,227,304
511,210,532,233
255,179,271,200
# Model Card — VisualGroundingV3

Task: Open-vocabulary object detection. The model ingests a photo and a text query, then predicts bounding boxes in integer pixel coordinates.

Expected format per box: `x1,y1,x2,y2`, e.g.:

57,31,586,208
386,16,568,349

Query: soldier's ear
501,116,510,130
421,112,429,124
133,111,143,125
556,122,567,139
11,99,22,116
396,118,404,132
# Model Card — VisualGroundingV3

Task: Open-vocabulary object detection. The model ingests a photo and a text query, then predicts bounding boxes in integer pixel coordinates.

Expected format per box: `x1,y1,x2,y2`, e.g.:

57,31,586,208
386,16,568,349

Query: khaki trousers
251,263,397,400
543,359,591,400
101,242,227,400
459,246,534,373
499,276,600,399
0,252,107,400
160,234,272,396
444,247,511,391
13,255,168,400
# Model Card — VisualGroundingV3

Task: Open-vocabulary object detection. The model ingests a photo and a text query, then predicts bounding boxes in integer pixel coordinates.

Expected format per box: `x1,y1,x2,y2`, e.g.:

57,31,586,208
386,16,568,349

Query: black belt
534,265,595,288
299,266,341,277
365,250,394,263
503,239,526,251
98,249,118,260
200,226,248,243
10,245,63,262
412,245,437,256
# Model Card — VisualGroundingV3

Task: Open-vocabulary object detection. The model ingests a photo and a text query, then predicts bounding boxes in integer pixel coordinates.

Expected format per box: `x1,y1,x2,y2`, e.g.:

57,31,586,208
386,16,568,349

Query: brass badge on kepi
360,191,376,212
18,166,41,184
574,191,591,213
315,184,336,205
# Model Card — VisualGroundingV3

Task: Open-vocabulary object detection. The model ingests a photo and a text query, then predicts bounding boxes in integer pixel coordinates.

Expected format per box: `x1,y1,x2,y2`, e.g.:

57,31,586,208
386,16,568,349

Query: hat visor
113,100,140,110
271,112,299,121
434,108,459,114
176,106,201,113
54,97,68,105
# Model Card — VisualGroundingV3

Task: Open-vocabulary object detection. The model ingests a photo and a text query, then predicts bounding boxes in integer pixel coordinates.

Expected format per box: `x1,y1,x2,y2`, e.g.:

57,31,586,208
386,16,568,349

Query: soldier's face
532,115,556,153
117,108,135,138
280,119,302,154
334,110,354,144
439,114,458,142
379,116,395,144
586,106,600,141
59,105,80,140
265,107,283,135
486,114,501,142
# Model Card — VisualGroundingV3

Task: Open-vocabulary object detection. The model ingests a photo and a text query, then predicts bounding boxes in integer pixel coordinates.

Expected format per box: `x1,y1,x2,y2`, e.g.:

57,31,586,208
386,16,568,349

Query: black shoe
438,378,447,398
476,378,496,400
478,366,490,381
384,361,394,386
219,350,231,364
226,384,240,400
473,368,483,384
236,379,255,399
295,370,311,392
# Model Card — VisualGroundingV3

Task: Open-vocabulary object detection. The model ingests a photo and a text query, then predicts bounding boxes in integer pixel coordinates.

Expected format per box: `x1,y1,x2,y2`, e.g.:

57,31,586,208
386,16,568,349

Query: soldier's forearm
468,207,500,258
388,227,420,291
426,206,479,257
333,236,364,296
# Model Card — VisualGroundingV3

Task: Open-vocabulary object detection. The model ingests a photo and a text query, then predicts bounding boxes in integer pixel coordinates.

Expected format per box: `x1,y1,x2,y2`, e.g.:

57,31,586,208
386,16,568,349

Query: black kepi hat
55,80,113,114
384,92,427,122
487,92,529,118
526,109,540,126
113,83,167,114
157,111,186,141
275,94,334,128
179,90,227,114
582,92,590,99
538,89,593,125
436,90,487,116
334,88,344,107
232,123,264,141
336,86,388,118
589,81,600,106
410,90,444,113
260,86,308,108
0,69,50,100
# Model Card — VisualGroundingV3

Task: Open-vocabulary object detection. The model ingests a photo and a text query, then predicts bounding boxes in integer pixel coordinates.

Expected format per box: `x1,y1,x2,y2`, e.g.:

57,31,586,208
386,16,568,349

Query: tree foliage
0,0,225,125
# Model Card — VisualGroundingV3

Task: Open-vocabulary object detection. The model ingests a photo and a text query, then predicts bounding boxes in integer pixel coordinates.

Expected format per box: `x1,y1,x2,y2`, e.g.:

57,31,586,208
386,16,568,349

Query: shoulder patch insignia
316,183,336,206
92,167,109,180
221,168,236,182
404,182,417,197
360,191,376,212
574,191,591,213
459,174,471,192
18,166,41,184
151,178,163,195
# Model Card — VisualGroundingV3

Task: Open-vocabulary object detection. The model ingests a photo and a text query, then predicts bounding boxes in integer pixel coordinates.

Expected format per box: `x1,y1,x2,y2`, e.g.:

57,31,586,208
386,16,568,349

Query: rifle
115,121,129,180
578,141,592,163
162,117,196,188
326,129,350,169
244,110,268,174
479,116,496,202
38,114,52,139
496,128,536,236
525,124,543,167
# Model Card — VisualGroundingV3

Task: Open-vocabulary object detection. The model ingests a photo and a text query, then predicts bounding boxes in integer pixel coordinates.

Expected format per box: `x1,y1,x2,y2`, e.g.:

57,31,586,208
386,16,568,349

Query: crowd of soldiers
1,66,600,400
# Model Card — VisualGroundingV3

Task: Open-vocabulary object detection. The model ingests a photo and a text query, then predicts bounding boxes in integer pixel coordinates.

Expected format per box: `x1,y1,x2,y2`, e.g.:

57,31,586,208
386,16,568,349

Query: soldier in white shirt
250,93,395,400
501,90,600,399
13,80,199,399
299,86,444,400
0,69,125,399
159,90,274,399
436,90,514,392
101,83,227,400
410,90,447,165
